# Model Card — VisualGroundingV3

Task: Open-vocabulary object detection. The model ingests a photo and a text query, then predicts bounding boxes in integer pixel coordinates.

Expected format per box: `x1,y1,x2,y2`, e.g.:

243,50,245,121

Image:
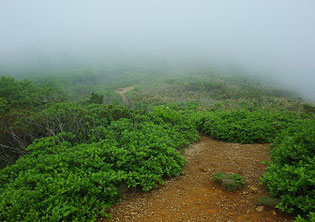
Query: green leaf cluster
261,120,315,220
194,110,305,143
0,101,133,162
0,105,199,221
0,76,64,109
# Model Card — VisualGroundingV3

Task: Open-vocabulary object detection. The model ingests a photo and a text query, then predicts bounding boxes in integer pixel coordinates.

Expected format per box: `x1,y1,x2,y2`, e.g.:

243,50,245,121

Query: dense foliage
193,110,305,143
0,101,131,163
0,76,64,109
0,72,314,221
0,105,199,221
261,120,315,221
0,77,65,163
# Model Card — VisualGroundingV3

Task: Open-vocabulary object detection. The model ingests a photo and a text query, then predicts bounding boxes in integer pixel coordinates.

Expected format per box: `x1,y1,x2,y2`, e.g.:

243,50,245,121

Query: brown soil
114,86,134,102
103,137,294,222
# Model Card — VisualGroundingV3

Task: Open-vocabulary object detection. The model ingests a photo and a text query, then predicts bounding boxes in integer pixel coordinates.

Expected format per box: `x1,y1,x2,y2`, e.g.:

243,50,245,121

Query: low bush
0,102,134,163
197,110,304,143
0,106,199,221
295,212,315,222
0,76,64,109
261,120,315,220
213,172,245,191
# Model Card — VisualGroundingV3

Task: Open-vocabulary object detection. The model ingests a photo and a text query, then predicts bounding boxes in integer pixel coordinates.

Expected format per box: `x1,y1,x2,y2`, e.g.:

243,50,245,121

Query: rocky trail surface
103,137,294,222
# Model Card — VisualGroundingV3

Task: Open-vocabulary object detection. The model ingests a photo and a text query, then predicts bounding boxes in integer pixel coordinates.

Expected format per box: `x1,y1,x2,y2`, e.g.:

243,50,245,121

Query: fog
0,0,315,100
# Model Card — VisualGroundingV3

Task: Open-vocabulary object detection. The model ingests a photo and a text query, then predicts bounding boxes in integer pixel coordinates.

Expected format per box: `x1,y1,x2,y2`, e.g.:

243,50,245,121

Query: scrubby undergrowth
0,74,314,221
261,120,315,221
0,105,199,221
191,109,309,143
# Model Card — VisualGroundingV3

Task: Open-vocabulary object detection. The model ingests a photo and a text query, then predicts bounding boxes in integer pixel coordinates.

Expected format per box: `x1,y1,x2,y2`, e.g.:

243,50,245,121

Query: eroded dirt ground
103,137,294,222
114,86,134,102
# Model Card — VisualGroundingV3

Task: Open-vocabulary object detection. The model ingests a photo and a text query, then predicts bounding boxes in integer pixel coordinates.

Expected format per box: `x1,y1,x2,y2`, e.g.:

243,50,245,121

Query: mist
1,0,315,100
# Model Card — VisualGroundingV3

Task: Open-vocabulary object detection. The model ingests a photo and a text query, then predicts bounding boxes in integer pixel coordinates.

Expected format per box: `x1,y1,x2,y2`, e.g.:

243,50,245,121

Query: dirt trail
104,137,294,222
114,86,134,102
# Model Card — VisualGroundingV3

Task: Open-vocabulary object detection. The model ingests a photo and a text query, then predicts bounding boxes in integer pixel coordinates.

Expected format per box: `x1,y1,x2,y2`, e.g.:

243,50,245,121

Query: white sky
0,0,315,99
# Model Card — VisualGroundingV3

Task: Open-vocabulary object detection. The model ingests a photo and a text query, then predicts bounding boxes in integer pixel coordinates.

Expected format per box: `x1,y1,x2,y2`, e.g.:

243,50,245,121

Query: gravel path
114,86,134,102
103,137,294,222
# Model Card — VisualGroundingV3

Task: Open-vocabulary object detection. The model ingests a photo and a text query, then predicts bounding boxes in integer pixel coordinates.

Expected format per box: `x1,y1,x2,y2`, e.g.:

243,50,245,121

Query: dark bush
0,102,134,163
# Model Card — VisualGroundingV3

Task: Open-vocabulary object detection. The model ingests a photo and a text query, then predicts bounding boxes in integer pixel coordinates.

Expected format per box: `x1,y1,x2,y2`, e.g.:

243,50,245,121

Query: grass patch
256,196,280,208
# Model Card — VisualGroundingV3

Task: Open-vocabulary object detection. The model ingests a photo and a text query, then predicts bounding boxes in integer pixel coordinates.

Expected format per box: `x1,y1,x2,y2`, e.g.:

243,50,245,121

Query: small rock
249,186,258,192
256,206,264,212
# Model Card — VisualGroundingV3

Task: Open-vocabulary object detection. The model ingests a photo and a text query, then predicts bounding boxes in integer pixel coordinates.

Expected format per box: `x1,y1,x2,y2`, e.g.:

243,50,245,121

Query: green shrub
295,212,315,222
0,106,199,221
150,105,184,125
213,172,226,183
0,76,64,108
261,120,315,218
86,92,104,104
199,110,303,143
213,172,245,191
0,102,134,163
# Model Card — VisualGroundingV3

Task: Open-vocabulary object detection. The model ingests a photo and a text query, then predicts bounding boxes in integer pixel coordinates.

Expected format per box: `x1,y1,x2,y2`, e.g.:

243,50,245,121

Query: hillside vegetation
0,70,314,221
